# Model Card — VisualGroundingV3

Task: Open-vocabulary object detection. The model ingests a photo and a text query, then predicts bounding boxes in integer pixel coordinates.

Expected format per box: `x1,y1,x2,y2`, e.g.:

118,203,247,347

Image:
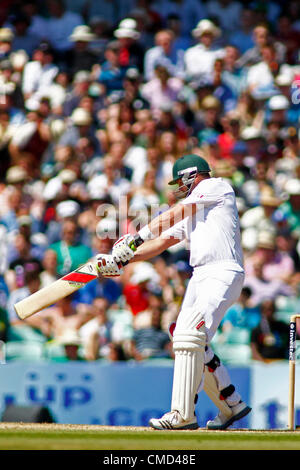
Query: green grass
1,424,300,450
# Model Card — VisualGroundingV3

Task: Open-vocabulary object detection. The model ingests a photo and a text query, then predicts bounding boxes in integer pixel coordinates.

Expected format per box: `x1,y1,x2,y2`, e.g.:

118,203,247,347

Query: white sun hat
192,19,221,39
69,25,96,42
114,18,140,40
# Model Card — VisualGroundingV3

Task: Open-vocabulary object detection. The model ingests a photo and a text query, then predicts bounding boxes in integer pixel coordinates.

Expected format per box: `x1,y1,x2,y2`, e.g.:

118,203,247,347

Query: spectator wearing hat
0,28,14,60
144,29,185,81
9,13,40,56
45,198,81,244
46,0,83,57
196,95,222,143
183,19,225,81
266,94,296,127
122,67,150,111
240,186,282,238
114,18,145,74
67,25,99,78
245,230,295,283
58,106,100,153
21,40,58,105
43,168,78,202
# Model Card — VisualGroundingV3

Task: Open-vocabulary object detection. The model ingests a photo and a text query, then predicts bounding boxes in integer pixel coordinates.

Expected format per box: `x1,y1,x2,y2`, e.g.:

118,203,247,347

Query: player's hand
96,254,122,277
112,234,137,264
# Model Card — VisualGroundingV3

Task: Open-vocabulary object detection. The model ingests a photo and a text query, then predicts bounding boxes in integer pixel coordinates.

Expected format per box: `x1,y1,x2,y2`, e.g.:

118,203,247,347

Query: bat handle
122,234,145,266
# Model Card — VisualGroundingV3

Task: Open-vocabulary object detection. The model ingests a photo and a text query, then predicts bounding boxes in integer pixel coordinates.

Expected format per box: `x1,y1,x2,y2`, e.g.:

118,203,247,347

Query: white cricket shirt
163,177,244,271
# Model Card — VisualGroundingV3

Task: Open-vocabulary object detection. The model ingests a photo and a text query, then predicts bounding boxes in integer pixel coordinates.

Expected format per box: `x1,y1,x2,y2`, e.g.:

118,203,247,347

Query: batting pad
203,367,232,418
171,328,206,421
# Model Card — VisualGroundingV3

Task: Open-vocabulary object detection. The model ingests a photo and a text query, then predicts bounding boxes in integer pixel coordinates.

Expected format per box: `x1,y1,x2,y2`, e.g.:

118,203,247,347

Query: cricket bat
14,235,144,320
14,259,99,320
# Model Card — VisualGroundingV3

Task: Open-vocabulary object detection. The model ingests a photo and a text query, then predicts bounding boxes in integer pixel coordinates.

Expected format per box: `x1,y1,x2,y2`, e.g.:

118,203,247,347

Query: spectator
40,249,57,287
46,0,83,58
49,219,91,275
67,25,98,78
228,8,256,54
220,286,261,334
184,19,224,81
129,299,172,360
21,40,58,105
250,298,290,362
9,12,40,56
114,18,145,74
80,297,113,360
246,43,280,95
144,29,184,80
6,231,42,290
0,27,14,60
280,179,300,236
245,230,295,283
87,154,131,206
237,23,286,68
98,40,128,95
58,106,100,153
244,254,294,307
21,0,50,41
141,63,183,116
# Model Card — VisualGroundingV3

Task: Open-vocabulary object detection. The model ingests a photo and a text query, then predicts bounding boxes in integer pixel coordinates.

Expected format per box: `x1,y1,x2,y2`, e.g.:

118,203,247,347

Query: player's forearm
130,236,178,263
139,202,192,241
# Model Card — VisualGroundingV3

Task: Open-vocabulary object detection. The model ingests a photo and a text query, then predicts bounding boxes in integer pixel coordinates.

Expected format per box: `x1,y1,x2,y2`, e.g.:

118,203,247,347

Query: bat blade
14,259,98,320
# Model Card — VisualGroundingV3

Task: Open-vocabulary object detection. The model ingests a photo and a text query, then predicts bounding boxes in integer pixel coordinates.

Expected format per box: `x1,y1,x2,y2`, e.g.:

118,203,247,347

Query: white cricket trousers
176,263,245,343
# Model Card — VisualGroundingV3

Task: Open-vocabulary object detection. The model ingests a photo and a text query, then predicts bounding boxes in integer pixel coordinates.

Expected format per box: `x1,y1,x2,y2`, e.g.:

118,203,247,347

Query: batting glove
96,254,123,277
112,234,137,264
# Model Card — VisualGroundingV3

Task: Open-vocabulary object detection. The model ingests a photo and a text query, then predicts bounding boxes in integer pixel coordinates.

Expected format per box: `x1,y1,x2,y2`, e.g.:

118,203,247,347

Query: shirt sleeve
181,183,223,206
161,219,186,241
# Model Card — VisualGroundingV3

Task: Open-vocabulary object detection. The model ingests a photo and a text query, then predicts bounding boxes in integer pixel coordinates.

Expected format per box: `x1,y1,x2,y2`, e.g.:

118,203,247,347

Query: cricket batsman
96,154,251,430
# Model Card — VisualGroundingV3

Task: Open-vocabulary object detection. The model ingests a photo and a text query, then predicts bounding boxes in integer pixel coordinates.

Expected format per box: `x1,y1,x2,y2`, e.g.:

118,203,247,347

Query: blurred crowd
0,0,299,364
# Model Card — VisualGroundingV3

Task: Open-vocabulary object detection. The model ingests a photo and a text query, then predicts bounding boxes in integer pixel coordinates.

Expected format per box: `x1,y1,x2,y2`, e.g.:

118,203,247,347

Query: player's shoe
149,411,198,430
206,400,251,430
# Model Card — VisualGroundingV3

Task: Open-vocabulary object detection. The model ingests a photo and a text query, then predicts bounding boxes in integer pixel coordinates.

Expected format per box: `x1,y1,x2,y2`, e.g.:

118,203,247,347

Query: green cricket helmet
168,154,211,199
